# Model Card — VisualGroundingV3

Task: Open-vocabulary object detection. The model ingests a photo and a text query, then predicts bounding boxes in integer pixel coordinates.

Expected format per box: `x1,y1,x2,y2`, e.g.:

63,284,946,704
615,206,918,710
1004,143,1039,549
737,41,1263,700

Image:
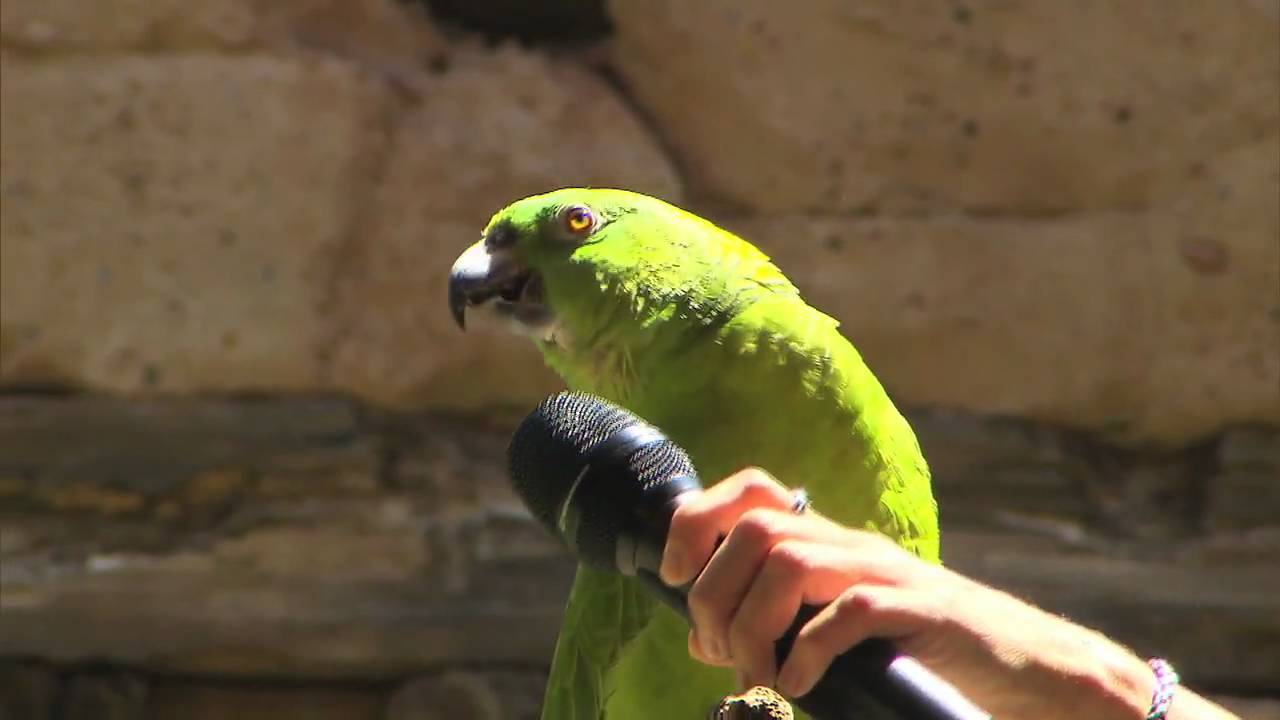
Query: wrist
979,609,1153,720
1078,632,1157,719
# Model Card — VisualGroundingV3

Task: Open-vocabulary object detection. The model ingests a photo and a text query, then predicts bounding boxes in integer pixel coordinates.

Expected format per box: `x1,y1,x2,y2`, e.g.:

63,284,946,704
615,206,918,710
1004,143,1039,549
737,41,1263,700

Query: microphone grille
631,439,696,493
506,392,696,568
506,391,640,535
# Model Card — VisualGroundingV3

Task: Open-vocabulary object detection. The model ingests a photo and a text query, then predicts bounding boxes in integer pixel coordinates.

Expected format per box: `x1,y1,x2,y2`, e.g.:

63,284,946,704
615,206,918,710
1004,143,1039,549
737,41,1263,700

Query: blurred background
1,1,1277,718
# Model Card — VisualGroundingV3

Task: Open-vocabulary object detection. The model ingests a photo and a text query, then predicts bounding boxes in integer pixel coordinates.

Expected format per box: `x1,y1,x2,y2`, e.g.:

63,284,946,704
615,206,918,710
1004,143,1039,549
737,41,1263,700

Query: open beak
447,241,551,335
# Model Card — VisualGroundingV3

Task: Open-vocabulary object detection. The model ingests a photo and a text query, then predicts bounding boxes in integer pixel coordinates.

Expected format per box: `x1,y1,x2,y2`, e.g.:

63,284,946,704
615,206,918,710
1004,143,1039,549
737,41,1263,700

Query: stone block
0,55,389,394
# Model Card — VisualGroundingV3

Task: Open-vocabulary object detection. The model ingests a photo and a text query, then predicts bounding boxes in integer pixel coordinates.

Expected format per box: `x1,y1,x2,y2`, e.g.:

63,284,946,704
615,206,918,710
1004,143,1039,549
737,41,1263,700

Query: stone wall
1,1,1277,718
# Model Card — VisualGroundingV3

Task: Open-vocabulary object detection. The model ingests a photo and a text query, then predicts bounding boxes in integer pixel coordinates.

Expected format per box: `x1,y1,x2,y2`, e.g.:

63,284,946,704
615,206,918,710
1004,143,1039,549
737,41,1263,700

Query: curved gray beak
448,241,493,330
448,239,553,338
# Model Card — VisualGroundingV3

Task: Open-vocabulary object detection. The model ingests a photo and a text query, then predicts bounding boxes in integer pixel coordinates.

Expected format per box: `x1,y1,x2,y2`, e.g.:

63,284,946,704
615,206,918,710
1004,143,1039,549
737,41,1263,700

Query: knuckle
764,540,810,579
833,587,880,619
737,504,773,532
737,467,781,499
735,508,779,544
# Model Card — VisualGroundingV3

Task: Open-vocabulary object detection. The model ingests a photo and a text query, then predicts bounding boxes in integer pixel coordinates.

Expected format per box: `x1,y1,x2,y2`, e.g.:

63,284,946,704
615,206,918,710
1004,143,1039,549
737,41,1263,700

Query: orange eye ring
563,205,595,235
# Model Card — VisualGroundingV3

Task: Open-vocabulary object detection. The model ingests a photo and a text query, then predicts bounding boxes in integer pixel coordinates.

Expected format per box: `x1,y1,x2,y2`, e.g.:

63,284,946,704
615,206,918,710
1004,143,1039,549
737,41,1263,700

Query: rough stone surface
1215,695,1280,720
1,397,1277,695
146,679,384,720
0,661,58,720
1208,427,1280,530
0,552,574,679
2,1,1274,445
421,0,610,43
62,670,148,720
609,0,1280,215
0,0,444,63
253,0,446,74
0,397,571,679
386,671,546,720
327,42,681,411
0,54,389,395
0,0,261,50
387,673,498,720
720,155,1280,445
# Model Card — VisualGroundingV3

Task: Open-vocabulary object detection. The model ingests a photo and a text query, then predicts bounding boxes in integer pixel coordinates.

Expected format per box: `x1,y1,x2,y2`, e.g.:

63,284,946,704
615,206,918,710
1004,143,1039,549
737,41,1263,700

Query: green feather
478,189,939,719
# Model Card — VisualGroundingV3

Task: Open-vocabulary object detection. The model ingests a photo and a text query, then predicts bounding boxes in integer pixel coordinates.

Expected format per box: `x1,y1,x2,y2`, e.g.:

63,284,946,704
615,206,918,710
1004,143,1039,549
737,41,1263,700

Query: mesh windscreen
506,391,639,534
507,391,695,567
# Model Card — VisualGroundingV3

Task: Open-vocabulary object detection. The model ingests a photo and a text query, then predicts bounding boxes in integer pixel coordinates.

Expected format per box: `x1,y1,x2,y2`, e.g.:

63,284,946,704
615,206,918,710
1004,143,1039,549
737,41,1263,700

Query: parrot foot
709,686,794,720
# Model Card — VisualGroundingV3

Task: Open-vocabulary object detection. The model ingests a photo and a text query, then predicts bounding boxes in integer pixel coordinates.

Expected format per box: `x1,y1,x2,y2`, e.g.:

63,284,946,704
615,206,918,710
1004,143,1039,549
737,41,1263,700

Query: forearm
943,584,1236,720
1053,627,1237,720
666,470,1241,720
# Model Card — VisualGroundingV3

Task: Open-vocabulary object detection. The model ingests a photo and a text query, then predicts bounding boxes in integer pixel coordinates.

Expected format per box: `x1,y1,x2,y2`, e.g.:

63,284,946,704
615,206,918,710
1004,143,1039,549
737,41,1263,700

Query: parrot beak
448,242,492,330
448,241,554,337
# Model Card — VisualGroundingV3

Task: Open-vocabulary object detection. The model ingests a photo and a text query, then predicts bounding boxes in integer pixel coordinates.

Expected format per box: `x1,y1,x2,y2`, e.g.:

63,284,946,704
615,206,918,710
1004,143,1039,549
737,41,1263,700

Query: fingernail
706,635,727,662
661,549,683,585
776,666,799,697
691,629,714,662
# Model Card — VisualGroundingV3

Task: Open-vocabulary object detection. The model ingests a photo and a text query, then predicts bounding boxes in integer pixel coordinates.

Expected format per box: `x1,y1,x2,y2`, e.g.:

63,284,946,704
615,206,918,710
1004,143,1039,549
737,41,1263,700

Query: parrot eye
562,205,596,236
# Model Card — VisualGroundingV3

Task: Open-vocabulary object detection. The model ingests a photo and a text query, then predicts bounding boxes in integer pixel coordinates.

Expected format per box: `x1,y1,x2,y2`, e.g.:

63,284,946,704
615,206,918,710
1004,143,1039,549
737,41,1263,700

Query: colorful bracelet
1146,658,1180,720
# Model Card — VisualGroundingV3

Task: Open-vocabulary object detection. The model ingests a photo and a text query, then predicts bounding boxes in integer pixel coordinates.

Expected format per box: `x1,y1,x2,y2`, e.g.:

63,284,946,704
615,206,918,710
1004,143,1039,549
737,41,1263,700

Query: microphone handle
635,570,989,720
778,604,990,720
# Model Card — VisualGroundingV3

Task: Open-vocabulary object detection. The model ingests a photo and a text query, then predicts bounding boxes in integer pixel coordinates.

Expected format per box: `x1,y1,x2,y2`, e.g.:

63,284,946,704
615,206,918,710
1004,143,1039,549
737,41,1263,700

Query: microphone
506,391,990,720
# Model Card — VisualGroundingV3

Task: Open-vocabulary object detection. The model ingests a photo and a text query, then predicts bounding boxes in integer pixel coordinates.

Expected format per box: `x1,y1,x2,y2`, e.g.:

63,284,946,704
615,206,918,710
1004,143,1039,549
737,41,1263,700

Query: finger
690,514,901,666
686,506,788,662
660,467,793,586
688,628,733,667
727,539,878,689
776,585,940,698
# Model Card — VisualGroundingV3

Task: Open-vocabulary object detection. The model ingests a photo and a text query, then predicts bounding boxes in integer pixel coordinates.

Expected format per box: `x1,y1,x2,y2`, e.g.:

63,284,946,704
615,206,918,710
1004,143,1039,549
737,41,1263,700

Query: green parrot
448,188,939,719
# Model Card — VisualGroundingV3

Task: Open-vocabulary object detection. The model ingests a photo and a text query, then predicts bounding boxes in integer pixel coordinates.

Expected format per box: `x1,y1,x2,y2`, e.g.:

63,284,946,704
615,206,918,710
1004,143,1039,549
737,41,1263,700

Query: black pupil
570,209,589,227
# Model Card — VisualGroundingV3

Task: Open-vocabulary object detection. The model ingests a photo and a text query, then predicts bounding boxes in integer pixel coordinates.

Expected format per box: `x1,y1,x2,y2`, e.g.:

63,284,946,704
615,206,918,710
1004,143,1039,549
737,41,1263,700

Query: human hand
658,468,1214,720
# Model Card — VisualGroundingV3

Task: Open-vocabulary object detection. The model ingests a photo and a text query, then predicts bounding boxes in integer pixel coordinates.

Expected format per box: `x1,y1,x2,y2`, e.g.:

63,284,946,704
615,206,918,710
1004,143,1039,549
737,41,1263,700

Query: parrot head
448,188,793,355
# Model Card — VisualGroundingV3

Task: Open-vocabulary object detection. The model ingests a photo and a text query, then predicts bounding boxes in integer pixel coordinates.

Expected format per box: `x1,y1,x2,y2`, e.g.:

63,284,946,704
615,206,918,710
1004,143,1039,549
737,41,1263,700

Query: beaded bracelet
1146,658,1180,720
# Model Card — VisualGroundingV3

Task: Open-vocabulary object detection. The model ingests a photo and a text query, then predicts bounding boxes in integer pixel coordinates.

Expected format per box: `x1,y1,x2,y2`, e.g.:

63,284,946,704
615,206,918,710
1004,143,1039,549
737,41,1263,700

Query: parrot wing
542,565,658,719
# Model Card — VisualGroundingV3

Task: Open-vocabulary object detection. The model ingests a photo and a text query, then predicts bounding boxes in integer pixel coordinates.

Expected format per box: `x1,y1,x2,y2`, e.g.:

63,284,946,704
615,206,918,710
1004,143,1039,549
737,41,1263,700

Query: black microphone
507,391,990,720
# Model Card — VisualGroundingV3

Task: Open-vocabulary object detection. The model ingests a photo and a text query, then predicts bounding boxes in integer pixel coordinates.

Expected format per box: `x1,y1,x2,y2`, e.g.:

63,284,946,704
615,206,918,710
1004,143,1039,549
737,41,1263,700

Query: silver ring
789,488,811,514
